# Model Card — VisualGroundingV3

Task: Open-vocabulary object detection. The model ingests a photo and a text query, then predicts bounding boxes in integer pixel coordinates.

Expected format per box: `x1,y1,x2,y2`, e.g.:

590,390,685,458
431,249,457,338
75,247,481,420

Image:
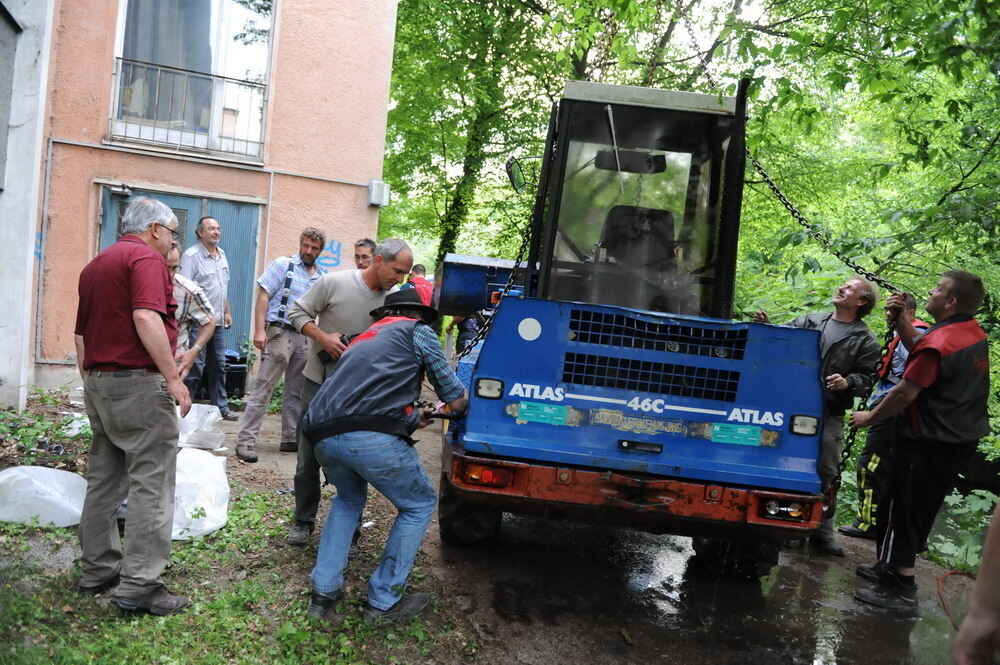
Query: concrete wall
29,0,400,391
0,0,54,408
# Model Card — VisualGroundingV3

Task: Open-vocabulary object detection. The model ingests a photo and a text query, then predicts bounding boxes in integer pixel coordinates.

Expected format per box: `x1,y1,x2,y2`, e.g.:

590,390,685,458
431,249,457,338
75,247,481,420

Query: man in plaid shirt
166,247,216,380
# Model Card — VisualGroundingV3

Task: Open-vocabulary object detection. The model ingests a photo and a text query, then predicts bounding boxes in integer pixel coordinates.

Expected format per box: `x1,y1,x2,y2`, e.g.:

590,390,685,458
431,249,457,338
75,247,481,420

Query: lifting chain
453,225,533,362
674,2,904,513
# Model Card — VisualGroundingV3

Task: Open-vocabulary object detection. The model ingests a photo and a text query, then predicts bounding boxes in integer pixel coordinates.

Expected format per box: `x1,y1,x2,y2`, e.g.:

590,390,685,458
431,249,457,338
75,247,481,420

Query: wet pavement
224,413,966,665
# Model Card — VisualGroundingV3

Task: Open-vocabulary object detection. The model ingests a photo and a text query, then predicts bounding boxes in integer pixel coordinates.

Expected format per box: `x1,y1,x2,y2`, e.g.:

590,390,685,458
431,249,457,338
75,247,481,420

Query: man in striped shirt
235,228,325,463
166,247,216,380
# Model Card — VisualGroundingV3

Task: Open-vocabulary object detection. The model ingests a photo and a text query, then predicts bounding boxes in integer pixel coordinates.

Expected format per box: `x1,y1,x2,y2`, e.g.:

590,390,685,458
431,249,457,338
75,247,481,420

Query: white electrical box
367,179,390,207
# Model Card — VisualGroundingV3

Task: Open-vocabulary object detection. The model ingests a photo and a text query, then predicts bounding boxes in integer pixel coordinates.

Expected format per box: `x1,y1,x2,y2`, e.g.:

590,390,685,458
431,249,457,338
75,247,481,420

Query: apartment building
0,0,399,408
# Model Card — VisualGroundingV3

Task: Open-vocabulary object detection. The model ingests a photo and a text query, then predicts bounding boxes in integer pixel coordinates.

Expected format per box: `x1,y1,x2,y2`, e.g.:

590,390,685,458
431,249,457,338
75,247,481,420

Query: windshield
543,100,733,315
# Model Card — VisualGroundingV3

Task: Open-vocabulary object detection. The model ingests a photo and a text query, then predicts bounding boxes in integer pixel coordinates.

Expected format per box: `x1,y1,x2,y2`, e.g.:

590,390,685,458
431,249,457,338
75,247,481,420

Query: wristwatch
192,343,204,352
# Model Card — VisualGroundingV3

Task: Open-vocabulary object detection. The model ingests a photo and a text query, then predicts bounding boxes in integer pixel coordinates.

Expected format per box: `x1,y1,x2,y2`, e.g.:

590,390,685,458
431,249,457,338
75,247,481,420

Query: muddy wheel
690,537,780,580
438,473,502,546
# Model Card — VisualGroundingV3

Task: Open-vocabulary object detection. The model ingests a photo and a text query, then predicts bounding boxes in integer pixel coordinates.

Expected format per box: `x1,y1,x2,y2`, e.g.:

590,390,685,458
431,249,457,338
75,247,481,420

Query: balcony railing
109,57,266,161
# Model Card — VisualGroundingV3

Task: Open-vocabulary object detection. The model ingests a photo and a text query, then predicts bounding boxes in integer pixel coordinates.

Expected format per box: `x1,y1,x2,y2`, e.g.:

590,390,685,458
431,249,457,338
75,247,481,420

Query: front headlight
475,378,503,399
790,415,819,436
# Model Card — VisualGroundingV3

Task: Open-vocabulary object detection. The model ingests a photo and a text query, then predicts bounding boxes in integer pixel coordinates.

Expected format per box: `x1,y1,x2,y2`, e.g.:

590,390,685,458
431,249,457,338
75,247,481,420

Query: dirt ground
225,414,967,665
2,396,970,664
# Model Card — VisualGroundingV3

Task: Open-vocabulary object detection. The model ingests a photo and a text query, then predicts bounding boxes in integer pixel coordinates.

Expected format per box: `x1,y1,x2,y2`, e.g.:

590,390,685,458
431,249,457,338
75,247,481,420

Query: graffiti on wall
316,240,342,270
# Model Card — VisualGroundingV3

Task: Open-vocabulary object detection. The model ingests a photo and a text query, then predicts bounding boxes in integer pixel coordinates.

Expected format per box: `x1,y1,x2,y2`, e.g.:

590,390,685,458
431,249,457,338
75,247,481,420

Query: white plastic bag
0,466,88,527
171,448,229,540
177,404,226,451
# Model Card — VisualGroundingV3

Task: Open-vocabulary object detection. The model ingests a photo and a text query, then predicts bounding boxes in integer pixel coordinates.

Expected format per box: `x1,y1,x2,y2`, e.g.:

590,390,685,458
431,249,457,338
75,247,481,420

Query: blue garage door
100,187,259,354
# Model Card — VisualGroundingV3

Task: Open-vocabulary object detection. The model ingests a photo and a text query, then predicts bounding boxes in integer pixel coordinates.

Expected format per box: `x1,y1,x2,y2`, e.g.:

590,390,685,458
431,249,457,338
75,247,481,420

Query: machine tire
689,536,780,580
438,473,502,546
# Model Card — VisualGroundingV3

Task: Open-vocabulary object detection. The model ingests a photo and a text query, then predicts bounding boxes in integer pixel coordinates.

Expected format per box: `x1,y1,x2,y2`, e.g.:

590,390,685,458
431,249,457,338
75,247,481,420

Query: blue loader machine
434,81,826,575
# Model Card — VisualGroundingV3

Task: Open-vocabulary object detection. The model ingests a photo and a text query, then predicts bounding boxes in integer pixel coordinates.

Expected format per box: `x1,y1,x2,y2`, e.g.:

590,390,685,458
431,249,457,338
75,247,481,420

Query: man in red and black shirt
850,270,989,612
74,196,192,616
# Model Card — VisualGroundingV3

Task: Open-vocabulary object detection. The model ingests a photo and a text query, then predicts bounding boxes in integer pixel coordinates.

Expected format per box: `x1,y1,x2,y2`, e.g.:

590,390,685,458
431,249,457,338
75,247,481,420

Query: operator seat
598,205,677,271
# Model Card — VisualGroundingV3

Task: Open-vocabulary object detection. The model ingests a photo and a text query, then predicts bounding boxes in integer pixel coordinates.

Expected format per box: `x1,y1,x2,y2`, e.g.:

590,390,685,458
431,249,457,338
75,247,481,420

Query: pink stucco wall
35,0,398,371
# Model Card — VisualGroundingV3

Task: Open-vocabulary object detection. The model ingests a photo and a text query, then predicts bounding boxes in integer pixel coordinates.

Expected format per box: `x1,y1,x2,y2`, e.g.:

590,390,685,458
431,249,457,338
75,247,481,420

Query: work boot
279,441,298,453
110,585,191,616
838,521,876,540
306,589,345,620
363,593,431,624
856,562,891,583
854,574,918,613
235,444,258,463
79,573,120,596
287,521,313,546
809,518,845,557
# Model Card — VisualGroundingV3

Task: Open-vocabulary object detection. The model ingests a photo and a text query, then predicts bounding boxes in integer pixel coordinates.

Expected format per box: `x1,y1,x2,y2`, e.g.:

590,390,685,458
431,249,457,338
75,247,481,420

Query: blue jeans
185,324,229,413
310,431,436,610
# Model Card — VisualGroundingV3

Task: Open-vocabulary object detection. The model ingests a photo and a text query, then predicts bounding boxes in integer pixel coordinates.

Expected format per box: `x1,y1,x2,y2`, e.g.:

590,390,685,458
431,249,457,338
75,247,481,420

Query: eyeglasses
157,223,180,240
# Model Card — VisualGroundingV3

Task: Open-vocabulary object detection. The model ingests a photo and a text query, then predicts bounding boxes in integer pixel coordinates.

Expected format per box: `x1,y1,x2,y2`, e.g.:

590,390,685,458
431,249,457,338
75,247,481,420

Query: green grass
0,481,479,665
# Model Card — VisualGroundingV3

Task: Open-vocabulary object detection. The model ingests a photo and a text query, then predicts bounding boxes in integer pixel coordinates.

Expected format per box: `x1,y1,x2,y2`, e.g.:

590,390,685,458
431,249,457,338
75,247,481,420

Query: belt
88,365,160,376
268,321,299,332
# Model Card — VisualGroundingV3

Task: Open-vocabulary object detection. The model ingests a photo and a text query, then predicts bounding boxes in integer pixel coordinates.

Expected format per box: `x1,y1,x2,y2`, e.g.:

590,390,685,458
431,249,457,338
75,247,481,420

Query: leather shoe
110,585,191,616
287,521,313,546
279,441,298,453
79,573,120,596
854,576,918,613
235,445,258,463
809,531,845,557
856,562,890,583
838,523,876,540
306,589,345,620
363,593,431,624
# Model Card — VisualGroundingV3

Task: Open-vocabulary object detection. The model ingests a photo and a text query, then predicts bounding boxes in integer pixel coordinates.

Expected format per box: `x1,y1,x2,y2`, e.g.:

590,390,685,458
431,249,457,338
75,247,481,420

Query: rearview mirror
595,149,666,174
505,156,526,194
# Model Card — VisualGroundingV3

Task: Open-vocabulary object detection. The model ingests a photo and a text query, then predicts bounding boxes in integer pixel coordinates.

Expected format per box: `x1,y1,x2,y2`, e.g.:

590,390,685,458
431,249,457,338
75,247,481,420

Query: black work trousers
876,438,976,570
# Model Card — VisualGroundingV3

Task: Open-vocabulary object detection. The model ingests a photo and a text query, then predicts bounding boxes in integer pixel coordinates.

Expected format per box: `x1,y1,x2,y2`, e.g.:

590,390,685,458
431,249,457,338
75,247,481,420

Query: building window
109,0,271,161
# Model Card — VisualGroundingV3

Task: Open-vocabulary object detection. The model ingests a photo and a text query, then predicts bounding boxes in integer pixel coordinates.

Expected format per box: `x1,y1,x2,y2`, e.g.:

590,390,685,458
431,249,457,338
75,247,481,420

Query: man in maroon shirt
850,270,989,613
74,196,193,616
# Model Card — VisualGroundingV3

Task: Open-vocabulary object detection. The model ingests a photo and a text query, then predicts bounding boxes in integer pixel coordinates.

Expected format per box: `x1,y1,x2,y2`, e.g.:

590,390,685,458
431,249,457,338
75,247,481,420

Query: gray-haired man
285,238,414,545
74,196,192,615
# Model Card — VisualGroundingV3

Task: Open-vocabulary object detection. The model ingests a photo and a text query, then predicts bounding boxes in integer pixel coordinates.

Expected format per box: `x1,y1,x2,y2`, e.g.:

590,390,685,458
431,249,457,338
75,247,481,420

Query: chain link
673,2,904,510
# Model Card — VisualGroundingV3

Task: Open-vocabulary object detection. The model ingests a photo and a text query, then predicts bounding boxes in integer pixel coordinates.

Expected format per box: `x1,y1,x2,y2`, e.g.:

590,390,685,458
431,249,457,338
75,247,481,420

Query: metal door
99,186,259,354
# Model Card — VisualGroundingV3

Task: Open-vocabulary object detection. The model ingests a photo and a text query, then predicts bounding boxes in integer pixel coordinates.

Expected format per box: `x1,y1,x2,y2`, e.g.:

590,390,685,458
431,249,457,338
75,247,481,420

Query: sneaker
838,523,876,540
363,593,431,624
79,573,120,596
221,411,239,422
287,521,313,546
856,562,891,583
854,576,918,613
110,584,191,616
809,530,845,557
235,445,258,463
306,589,345,620
279,441,299,453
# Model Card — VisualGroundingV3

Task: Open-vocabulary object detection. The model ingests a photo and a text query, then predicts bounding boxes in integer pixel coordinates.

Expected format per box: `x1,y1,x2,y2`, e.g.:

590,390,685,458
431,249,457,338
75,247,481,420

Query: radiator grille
562,352,740,402
569,309,747,360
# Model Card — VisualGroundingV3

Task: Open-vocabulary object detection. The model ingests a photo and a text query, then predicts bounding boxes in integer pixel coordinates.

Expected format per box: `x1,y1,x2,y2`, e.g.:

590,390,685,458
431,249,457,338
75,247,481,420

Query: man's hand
175,348,199,380
885,292,913,323
849,410,872,429
954,608,1000,665
825,373,850,392
168,377,192,417
416,406,435,429
224,311,233,329
316,330,348,359
752,310,770,323
253,330,267,352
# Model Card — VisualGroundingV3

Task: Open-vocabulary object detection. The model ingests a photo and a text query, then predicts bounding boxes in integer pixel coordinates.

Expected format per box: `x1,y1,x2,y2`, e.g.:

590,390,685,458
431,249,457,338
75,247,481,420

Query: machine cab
527,81,747,320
